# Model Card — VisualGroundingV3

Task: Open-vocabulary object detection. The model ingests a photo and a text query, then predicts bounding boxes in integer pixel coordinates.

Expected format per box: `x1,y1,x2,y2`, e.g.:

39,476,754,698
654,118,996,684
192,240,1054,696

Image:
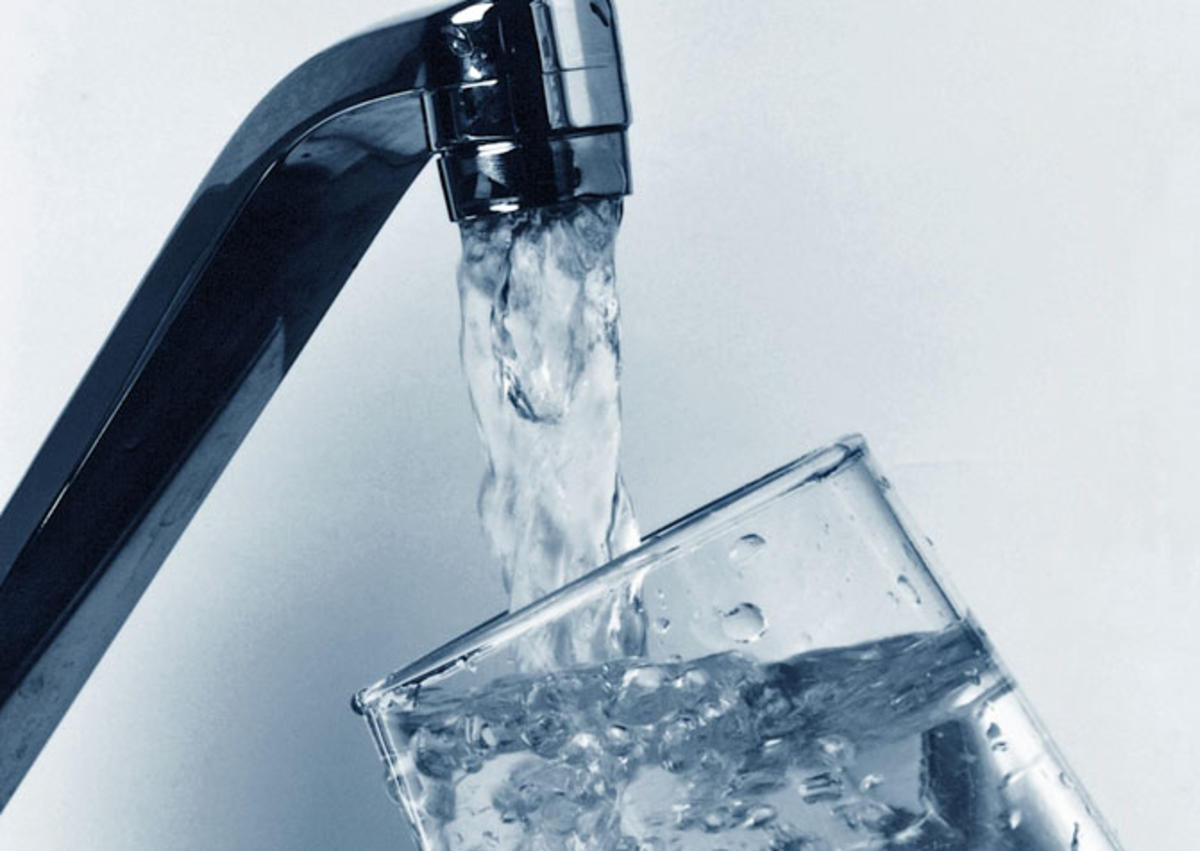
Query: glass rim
352,433,869,715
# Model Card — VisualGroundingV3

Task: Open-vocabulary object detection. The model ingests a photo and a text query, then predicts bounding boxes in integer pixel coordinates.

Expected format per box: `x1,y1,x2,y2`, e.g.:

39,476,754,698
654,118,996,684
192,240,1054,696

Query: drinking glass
354,435,1122,850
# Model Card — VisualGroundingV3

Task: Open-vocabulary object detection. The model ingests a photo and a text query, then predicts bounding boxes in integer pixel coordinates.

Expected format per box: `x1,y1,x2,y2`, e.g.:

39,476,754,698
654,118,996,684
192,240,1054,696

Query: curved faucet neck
0,0,631,809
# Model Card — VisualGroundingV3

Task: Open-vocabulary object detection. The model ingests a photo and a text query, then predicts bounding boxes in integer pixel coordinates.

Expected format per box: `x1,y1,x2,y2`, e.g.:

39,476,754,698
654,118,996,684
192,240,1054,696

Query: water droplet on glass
896,574,922,605
719,603,767,643
1007,808,1022,830
986,723,1002,739
654,617,671,633
589,1,611,28
729,533,767,564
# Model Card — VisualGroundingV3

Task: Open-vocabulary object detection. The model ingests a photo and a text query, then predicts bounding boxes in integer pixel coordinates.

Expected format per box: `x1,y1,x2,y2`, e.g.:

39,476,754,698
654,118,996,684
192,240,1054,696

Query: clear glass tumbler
353,436,1122,850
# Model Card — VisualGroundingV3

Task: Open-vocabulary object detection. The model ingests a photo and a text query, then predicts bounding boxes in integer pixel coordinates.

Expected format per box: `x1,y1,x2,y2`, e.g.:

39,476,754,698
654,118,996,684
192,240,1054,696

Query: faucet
0,0,630,808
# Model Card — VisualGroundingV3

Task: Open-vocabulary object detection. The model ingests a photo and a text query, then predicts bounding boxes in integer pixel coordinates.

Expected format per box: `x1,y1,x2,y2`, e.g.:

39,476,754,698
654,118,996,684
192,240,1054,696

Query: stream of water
457,198,642,671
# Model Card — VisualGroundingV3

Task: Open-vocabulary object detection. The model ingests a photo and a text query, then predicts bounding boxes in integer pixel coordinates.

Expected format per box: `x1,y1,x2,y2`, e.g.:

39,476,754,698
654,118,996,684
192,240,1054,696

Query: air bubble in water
605,724,633,755
622,665,666,691
729,533,767,564
798,770,843,803
744,804,777,827
817,735,855,766
720,603,767,643
860,773,884,792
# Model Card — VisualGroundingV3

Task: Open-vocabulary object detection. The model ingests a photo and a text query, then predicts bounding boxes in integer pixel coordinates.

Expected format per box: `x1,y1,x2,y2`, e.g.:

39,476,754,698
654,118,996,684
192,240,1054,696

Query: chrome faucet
0,0,631,807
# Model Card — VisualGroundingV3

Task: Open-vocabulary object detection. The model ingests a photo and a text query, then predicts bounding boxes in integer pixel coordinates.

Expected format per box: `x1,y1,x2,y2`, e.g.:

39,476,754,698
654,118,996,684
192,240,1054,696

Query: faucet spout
0,0,630,808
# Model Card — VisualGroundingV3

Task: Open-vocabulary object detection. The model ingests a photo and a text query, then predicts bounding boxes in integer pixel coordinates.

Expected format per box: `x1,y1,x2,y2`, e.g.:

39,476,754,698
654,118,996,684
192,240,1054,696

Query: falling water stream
457,198,643,671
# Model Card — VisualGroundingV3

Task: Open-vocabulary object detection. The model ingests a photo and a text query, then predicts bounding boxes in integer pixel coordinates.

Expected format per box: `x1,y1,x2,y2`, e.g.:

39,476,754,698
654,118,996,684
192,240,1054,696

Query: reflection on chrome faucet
0,0,631,808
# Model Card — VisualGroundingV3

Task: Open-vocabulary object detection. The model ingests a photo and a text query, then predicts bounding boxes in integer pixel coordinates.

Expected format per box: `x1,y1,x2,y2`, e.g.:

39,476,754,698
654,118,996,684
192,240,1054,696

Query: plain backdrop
1,1,1197,848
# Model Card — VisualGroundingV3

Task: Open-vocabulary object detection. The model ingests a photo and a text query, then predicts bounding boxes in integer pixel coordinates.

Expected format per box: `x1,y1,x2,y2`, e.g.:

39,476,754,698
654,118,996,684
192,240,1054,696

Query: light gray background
1,1,1197,848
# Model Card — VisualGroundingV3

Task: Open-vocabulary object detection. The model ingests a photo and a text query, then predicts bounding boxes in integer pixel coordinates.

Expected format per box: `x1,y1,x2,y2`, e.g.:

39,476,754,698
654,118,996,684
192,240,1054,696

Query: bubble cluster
384,623,1053,850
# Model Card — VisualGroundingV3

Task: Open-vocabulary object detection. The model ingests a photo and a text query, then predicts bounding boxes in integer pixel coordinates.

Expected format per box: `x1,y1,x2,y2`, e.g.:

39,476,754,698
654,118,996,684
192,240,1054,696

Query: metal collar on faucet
429,0,632,219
